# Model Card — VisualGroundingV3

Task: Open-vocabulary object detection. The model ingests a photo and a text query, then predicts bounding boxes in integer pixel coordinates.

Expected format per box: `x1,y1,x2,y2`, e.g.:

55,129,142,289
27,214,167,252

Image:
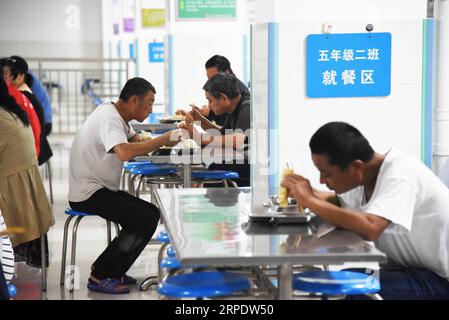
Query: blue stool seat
124,161,152,170
65,208,92,217
130,164,177,176
61,208,120,293
156,230,170,243
158,271,250,298
192,170,239,180
292,271,380,296
7,284,17,298
166,245,176,257
160,257,182,269
160,256,205,270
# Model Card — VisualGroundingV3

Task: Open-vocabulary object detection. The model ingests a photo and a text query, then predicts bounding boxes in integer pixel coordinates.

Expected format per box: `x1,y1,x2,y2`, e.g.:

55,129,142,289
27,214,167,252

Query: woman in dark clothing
2,56,53,165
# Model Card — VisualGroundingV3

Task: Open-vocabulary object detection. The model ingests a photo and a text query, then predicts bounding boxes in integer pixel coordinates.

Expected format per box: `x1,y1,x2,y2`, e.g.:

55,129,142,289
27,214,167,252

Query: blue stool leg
366,293,383,300
136,175,144,197
139,242,170,292
69,216,83,293
158,243,169,282
120,169,127,191
113,223,120,239
229,180,238,188
127,172,133,194
129,174,139,196
106,220,112,245
60,215,76,286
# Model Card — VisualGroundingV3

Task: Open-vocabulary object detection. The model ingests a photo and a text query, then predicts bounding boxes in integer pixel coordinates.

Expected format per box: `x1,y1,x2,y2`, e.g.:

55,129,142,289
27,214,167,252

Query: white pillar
434,0,449,174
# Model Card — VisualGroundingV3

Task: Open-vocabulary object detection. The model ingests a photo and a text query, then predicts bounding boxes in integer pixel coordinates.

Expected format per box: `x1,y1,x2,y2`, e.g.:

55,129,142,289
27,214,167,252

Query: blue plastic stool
192,170,239,180
156,230,171,243
7,284,17,298
160,256,206,270
123,161,152,170
121,161,153,192
60,208,120,292
158,271,251,298
129,164,179,197
292,271,381,299
166,245,176,257
139,230,172,291
130,164,177,176
160,257,182,269
192,170,239,187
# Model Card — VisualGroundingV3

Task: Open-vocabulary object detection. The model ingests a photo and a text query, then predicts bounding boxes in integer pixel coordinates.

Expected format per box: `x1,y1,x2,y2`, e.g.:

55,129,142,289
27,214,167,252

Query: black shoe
26,252,49,269
14,252,26,263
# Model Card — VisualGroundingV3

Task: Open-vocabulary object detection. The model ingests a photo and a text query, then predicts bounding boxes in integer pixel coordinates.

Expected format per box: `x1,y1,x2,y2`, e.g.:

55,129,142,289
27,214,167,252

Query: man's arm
113,131,179,161
282,175,390,241
307,197,391,241
313,188,340,206
187,106,222,131
201,132,246,149
129,133,143,143
198,116,222,131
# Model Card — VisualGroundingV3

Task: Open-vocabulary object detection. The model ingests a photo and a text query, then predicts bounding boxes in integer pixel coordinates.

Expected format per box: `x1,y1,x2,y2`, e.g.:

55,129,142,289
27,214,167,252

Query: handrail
26,57,136,63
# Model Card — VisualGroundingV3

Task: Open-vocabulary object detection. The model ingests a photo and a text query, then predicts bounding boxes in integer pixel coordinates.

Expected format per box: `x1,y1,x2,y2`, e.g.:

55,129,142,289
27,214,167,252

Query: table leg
277,264,292,300
183,164,191,188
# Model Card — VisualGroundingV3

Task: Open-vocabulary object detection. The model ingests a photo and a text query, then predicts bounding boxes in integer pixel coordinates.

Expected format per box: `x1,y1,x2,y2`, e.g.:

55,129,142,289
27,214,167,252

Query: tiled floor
10,135,163,300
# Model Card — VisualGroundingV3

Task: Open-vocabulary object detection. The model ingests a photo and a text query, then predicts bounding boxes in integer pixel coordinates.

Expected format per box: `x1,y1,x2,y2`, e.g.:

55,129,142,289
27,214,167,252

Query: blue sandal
87,278,130,294
121,274,137,285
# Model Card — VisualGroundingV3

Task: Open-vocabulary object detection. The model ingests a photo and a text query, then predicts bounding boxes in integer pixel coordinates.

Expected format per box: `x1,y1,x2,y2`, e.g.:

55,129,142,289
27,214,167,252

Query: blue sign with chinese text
306,33,391,98
148,42,164,63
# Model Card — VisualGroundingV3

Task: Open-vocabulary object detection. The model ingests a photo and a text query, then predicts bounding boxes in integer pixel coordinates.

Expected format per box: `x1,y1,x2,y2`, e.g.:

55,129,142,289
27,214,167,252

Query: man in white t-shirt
68,77,182,294
281,122,449,299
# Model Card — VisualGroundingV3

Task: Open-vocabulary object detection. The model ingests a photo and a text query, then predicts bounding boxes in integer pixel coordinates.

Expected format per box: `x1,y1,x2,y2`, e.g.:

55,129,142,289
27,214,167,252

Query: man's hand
162,129,189,146
177,122,194,138
175,109,188,117
198,105,210,117
129,133,143,143
188,105,208,122
280,174,316,208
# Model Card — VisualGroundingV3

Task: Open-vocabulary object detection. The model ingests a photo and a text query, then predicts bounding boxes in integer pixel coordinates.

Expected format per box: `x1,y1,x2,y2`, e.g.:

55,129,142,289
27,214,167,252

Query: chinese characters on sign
306,33,391,98
149,42,164,63
177,0,237,20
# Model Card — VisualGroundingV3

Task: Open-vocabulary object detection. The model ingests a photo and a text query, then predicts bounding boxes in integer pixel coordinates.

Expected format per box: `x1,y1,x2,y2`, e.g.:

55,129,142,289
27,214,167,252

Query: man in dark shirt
180,73,250,186
204,55,250,126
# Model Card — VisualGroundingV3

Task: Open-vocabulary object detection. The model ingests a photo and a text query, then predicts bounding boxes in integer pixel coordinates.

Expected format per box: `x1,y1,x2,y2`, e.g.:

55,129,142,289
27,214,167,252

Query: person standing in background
28,71,53,135
0,58,41,156
0,77,54,268
2,56,53,166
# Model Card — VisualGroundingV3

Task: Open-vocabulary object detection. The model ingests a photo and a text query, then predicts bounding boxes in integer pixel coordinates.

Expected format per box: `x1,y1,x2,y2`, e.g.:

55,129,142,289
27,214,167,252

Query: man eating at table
68,77,182,294
281,121,449,299
180,73,250,186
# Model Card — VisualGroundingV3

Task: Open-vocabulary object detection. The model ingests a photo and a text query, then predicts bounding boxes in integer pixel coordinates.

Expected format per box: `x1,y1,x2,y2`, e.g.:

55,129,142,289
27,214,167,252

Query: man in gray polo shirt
68,77,181,294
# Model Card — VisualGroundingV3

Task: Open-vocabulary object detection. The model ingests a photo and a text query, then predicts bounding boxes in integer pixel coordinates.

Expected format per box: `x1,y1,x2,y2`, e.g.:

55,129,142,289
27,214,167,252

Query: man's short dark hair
203,73,240,99
309,122,375,170
119,77,156,102
205,55,234,75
